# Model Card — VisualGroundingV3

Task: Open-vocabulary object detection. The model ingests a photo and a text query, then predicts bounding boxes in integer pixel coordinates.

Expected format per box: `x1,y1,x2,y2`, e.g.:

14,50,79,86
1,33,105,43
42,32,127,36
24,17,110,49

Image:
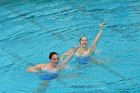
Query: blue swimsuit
37,67,58,80
37,71,57,80
75,55,90,64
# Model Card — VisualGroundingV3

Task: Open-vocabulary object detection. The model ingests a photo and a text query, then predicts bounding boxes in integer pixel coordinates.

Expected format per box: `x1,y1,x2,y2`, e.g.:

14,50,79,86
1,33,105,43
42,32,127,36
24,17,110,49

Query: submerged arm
89,22,105,54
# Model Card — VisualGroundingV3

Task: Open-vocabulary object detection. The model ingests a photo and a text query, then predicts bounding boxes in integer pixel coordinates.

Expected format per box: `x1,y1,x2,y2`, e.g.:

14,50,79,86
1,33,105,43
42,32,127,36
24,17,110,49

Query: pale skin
61,22,105,60
26,49,77,73
27,50,77,93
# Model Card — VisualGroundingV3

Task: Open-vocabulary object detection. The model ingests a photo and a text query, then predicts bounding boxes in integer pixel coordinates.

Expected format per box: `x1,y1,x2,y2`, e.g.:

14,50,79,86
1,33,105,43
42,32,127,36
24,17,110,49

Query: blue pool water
0,0,140,93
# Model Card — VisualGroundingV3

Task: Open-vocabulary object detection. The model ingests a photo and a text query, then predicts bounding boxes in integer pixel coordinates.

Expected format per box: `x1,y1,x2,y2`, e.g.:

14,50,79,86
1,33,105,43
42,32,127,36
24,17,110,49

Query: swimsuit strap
43,66,48,71
75,48,88,56
84,50,88,55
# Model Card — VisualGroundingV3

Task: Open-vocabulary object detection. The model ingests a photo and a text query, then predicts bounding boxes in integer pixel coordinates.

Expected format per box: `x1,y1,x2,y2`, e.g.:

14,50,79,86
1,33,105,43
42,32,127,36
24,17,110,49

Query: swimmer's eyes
81,40,87,42
52,58,59,60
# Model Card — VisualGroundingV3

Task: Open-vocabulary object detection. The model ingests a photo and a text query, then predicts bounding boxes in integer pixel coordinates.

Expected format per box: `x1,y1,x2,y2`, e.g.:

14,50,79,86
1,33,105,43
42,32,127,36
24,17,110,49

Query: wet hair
49,52,58,59
79,36,87,42
79,37,82,42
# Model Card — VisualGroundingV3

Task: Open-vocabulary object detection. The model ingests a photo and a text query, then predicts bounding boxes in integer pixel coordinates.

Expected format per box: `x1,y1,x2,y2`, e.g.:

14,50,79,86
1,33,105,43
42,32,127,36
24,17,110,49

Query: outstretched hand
99,21,105,30
72,46,78,52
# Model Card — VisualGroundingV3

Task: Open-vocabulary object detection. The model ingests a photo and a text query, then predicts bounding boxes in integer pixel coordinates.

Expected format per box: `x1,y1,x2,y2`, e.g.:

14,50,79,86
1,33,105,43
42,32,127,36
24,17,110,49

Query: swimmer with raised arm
26,50,77,93
61,22,105,64
27,48,77,80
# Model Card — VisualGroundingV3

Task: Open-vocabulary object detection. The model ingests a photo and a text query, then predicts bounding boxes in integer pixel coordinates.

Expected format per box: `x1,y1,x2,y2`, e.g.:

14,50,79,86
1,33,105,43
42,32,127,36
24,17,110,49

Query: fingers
99,21,105,30
72,47,77,51
72,47,78,52
72,45,79,51
100,21,105,26
102,21,105,25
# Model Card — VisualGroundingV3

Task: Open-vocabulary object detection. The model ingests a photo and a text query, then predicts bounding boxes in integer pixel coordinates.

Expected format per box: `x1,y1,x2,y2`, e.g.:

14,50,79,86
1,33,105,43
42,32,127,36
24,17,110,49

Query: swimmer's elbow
26,68,37,73
26,68,32,72
26,68,30,72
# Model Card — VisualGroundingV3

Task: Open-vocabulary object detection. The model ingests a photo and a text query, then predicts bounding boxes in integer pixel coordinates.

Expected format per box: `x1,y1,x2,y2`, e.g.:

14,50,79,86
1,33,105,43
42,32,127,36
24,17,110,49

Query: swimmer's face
51,54,59,65
80,37,88,48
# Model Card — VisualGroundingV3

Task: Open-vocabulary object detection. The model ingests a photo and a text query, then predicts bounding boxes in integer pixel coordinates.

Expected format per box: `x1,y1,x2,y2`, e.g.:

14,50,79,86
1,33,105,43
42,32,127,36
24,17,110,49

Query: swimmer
26,48,77,80
61,22,105,63
26,50,77,93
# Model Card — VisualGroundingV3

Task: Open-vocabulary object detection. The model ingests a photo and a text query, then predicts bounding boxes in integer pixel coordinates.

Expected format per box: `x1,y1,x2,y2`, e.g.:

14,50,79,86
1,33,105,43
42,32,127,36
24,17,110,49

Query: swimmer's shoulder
75,48,90,56
36,64,48,70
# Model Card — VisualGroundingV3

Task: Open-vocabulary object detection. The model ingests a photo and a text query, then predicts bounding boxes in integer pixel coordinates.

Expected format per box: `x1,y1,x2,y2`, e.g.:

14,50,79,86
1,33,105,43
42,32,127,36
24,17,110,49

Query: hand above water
99,21,105,30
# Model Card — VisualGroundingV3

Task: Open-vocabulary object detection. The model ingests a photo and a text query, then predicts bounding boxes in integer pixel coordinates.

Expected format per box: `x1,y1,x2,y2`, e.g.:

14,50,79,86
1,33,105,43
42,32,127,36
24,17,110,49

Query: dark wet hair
79,37,82,42
49,52,58,59
79,36,87,42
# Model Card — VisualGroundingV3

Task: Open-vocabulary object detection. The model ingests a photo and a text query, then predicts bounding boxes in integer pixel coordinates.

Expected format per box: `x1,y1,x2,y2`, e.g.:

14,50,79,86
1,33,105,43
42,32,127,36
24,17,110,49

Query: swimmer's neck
75,46,90,56
48,62,57,68
79,47,87,51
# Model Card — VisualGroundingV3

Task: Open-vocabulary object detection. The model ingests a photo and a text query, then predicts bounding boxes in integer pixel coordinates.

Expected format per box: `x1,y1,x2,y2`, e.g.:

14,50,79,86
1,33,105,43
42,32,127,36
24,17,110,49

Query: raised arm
88,22,105,54
59,48,77,69
60,48,75,61
26,64,42,73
